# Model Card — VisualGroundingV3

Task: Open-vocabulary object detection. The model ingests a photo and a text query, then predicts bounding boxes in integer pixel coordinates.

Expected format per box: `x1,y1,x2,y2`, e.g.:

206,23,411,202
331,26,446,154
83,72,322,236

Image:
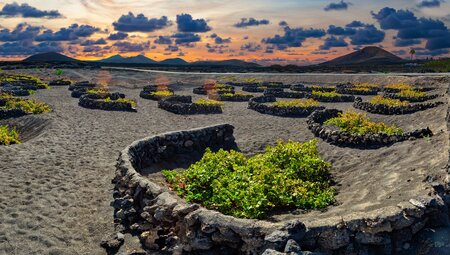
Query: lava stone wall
264,89,307,99
384,93,440,103
290,85,336,93
0,108,28,119
353,98,444,115
307,109,433,148
248,95,325,117
158,96,222,115
78,93,135,112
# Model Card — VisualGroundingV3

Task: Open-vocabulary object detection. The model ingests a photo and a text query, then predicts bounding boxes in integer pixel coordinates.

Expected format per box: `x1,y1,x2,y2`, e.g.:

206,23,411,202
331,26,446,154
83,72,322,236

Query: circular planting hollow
193,85,235,95
139,90,174,101
307,109,433,148
248,95,325,117
308,93,355,103
290,84,336,93
211,93,254,102
264,89,307,99
336,88,378,96
353,97,444,115
158,96,222,115
78,93,136,112
384,93,440,103
68,81,97,91
49,79,72,86
0,87,34,97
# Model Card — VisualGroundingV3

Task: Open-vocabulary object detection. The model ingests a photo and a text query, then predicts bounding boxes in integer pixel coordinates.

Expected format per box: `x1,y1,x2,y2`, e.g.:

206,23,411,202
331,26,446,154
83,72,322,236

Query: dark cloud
372,7,450,50
349,24,385,45
319,36,348,50
234,18,270,28
346,20,366,28
80,38,107,46
176,14,211,33
279,21,288,27
265,46,275,53
35,24,99,41
165,45,179,52
0,2,62,18
262,26,326,50
327,25,356,36
171,32,201,44
417,0,442,8
113,41,150,52
206,43,228,53
214,36,231,44
0,41,62,55
240,42,261,52
107,32,128,40
392,49,407,55
210,33,218,38
324,1,351,11
394,38,422,47
0,23,41,42
83,45,102,52
154,36,172,44
415,48,449,56
113,12,170,32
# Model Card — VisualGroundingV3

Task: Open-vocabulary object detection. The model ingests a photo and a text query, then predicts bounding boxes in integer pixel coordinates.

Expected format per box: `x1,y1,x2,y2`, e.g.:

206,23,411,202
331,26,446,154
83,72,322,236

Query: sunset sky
0,0,450,65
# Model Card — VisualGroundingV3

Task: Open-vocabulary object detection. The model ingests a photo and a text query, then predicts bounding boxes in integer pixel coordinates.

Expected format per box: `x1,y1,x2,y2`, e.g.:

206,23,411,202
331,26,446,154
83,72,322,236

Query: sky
0,0,450,65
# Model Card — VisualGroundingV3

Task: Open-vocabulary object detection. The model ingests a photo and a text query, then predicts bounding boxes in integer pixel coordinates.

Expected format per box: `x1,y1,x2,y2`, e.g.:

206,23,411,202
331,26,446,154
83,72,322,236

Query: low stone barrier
0,88,33,97
242,86,266,93
0,108,28,119
264,89,307,99
383,87,437,93
69,81,97,91
309,93,355,103
193,85,235,95
248,95,325,117
307,109,433,148
139,90,174,101
353,97,444,115
290,84,336,93
49,79,72,86
158,96,222,114
111,124,450,255
78,93,136,112
384,93,440,102
214,93,253,102
336,88,378,96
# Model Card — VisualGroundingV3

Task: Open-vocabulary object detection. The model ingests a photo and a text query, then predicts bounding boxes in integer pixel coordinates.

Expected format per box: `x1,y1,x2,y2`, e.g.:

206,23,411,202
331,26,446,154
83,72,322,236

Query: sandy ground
0,68,448,255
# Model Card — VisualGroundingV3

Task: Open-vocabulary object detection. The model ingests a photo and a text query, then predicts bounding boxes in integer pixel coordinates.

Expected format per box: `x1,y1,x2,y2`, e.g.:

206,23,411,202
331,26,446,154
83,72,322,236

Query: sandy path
0,69,448,255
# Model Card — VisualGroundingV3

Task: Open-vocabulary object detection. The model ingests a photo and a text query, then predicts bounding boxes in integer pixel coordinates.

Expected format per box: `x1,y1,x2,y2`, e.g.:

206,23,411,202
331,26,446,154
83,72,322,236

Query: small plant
0,125,20,145
353,83,379,89
193,98,223,106
370,96,409,107
149,90,174,97
221,92,250,97
385,83,412,91
396,89,426,98
324,110,403,135
87,88,108,94
162,140,334,219
104,97,136,107
273,99,320,108
3,98,52,114
55,69,64,76
258,86,268,90
312,90,341,98
311,85,335,90
348,87,371,92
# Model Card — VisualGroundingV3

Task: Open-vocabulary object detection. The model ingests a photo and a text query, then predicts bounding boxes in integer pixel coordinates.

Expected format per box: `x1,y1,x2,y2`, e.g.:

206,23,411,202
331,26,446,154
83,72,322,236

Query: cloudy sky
0,0,450,65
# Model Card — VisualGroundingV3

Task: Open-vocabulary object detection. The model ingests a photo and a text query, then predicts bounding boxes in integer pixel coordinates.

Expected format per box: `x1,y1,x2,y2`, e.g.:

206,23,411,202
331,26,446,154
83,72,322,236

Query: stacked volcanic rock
353,97,444,115
384,93,440,103
139,85,175,101
49,79,72,86
248,95,324,117
79,92,135,112
264,88,307,99
307,109,433,147
158,96,222,114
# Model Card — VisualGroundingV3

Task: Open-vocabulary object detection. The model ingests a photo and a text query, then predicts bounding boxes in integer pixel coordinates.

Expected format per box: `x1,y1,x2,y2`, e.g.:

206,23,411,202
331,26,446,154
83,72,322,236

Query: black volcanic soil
0,68,448,255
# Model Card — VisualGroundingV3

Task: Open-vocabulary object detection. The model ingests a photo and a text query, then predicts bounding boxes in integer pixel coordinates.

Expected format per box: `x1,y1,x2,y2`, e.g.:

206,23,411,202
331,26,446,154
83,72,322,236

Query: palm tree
410,48,416,61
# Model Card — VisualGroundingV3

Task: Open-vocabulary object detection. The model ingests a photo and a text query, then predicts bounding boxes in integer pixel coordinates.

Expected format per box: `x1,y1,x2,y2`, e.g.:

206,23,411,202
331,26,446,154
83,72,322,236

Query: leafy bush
258,86,268,89
221,92,251,97
273,99,320,108
396,89,426,98
1,74,49,89
193,98,223,106
163,140,334,219
312,90,341,98
87,88,108,94
3,98,52,114
370,95,409,107
0,125,20,145
149,90,174,97
104,97,136,107
325,110,403,135
348,87,371,92
311,85,335,90
55,69,64,76
353,83,379,89
385,83,412,91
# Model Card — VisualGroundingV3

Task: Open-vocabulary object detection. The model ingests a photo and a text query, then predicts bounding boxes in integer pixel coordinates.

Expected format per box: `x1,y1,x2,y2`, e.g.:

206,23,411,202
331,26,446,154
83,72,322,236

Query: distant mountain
192,59,260,67
159,58,188,65
23,52,79,62
98,54,157,64
321,46,403,66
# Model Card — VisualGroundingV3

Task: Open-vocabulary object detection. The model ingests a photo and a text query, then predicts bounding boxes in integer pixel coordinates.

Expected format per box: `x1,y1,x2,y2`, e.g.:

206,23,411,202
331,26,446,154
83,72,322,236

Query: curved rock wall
158,96,222,115
78,93,135,112
384,93,440,102
248,95,325,117
353,98,444,115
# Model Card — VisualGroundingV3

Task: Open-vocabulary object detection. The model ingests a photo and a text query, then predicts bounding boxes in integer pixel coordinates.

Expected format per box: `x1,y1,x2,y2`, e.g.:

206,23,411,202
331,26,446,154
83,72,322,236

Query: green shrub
149,90,174,97
3,98,52,114
396,89,426,98
385,83,412,91
370,96,409,107
193,98,223,106
55,69,64,76
273,99,320,108
87,88,108,94
163,140,335,219
0,125,20,145
312,90,341,98
324,110,403,135
353,83,380,89
104,97,136,107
